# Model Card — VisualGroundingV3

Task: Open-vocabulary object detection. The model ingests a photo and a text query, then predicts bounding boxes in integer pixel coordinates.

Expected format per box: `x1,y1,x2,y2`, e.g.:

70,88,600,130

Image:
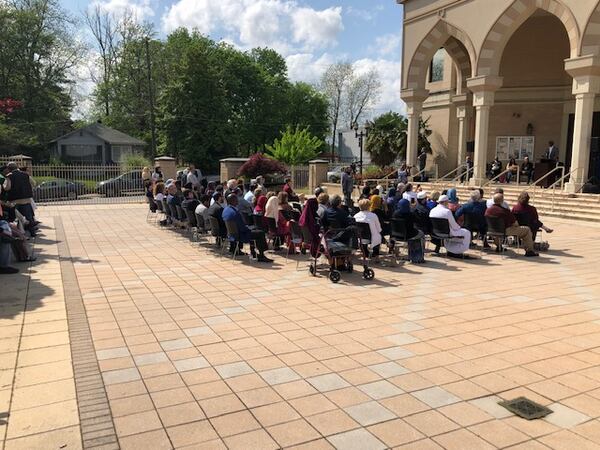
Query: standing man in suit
545,141,559,162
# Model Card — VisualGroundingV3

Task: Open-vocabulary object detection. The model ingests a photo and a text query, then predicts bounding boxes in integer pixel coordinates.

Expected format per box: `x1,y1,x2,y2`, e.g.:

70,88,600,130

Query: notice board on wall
496,136,535,160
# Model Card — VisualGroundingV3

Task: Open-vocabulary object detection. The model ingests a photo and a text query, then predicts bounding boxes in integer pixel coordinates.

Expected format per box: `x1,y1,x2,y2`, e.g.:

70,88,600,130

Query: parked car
97,171,143,197
327,165,346,183
33,179,85,201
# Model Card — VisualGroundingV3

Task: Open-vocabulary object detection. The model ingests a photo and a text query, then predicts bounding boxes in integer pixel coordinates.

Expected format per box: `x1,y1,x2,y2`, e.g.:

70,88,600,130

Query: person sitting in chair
429,195,471,258
455,190,489,248
521,157,534,184
485,193,539,257
322,195,353,230
511,192,553,241
354,199,382,259
222,194,272,263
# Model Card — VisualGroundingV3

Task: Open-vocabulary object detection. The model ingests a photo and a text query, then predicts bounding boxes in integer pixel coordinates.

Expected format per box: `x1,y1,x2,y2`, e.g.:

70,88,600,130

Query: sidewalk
1,204,600,449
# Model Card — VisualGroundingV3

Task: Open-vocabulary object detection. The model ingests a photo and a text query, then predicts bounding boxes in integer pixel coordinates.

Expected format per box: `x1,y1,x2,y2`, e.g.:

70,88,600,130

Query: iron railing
29,164,146,205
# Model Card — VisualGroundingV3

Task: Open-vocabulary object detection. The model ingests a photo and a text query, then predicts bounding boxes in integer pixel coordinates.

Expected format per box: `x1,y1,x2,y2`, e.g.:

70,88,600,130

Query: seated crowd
148,172,553,266
0,163,39,274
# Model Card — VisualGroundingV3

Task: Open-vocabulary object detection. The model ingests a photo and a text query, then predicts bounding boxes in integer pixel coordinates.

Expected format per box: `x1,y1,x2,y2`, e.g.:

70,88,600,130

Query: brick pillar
220,158,249,182
154,156,177,181
309,159,329,194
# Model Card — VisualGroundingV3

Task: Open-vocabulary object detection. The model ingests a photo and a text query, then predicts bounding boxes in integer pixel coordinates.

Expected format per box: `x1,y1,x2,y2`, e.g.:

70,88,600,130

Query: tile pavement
1,204,600,449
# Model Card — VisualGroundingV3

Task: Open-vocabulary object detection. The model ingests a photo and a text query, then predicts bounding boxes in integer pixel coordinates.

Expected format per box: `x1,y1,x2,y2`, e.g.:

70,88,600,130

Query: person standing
461,155,474,182
341,167,354,207
545,141,559,162
417,148,427,180
5,162,36,237
186,164,202,191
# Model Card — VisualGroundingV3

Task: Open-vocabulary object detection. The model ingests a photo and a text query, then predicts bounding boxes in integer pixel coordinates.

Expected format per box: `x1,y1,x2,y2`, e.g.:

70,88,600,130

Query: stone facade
399,0,600,191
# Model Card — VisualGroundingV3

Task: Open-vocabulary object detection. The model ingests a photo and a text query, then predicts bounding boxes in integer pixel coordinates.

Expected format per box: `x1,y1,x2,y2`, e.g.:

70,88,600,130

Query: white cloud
346,5,384,23
161,0,343,54
286,52,335,84
291,7,343,49
371,32,401,58
92,0,155,20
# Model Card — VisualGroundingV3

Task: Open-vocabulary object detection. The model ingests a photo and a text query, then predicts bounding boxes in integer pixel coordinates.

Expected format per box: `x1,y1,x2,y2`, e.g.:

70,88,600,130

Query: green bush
122,153,152,170
265,125,323,165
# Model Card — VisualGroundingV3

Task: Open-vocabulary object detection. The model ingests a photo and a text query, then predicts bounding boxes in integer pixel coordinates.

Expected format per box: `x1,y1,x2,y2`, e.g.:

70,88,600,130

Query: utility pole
145,37,157,159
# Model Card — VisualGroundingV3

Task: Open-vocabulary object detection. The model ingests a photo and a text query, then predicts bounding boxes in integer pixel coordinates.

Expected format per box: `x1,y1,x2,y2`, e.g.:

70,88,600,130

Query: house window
429,48,446,83
111,145,133,162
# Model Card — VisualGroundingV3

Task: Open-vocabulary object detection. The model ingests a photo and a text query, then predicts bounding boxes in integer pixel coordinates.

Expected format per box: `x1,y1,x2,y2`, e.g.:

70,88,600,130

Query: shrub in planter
238,153,288,180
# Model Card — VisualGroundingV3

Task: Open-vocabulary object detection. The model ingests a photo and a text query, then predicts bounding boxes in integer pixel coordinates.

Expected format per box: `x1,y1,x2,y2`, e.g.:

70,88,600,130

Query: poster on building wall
496,137,509,160
496,136,535,160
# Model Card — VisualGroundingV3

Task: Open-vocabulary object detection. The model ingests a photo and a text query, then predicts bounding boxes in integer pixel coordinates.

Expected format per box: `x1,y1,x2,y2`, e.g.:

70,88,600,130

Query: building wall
401,0,599,90
56,131,106,163
338,130,371,164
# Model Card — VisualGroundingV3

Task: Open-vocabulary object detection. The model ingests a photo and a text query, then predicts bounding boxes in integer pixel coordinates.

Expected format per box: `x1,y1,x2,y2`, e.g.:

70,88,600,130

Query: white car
327,165,346,183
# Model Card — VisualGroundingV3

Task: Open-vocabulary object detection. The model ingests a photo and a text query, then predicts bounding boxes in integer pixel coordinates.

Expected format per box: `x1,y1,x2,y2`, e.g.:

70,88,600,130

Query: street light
353,121,370,176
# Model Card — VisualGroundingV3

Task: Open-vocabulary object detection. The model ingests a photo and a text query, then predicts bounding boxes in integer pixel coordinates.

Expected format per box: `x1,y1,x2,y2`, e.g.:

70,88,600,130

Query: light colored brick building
399,0,600,191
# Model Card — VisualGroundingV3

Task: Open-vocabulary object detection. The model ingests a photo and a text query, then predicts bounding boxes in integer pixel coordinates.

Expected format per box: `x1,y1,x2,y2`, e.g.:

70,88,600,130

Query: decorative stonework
581,3,600,56
477,0,580,77
405,20,476,91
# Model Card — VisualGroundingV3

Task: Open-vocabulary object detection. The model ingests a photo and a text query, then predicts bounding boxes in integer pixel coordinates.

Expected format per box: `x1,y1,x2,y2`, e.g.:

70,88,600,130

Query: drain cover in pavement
498,397,553,420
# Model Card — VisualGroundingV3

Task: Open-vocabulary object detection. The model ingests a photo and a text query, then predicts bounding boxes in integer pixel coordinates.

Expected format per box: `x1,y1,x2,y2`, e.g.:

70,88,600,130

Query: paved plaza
1,204,600,449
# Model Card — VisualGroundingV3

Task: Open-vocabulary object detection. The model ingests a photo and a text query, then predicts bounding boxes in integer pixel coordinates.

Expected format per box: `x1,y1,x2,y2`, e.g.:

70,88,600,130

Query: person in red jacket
512,192,553,241
485,193,538,257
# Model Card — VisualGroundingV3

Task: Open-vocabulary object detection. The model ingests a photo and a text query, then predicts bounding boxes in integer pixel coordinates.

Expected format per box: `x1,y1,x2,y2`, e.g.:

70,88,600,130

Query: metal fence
289,165,309,190
28,164,146,205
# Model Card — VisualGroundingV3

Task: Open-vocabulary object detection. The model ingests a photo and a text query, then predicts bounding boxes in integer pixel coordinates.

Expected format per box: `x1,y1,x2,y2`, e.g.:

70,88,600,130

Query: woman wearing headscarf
446,188,461,214
266,195,290,250
385,187,399,217
299,197,321,257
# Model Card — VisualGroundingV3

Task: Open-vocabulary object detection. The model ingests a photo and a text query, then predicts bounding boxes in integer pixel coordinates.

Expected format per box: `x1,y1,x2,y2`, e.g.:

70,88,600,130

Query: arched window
429,48,446,82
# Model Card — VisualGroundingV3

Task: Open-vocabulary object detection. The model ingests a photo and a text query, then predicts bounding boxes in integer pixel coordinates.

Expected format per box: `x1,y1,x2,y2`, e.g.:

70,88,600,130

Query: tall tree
320,62,352,159
0,0,83,154
344,69,381,128
366,112,407,167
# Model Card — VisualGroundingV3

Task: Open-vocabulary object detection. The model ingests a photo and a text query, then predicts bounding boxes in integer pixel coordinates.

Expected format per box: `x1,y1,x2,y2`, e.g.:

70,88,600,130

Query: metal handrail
529,165,574,208
481,166,524,188
436,164,466,182
449,166,473,186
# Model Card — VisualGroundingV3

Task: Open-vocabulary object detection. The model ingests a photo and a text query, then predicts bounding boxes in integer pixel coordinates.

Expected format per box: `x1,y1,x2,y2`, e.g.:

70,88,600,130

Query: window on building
429,48,446,83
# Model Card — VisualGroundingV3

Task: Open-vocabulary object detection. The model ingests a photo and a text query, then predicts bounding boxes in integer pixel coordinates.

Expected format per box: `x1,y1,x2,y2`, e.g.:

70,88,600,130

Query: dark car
97,171,143,197
33,179,85,201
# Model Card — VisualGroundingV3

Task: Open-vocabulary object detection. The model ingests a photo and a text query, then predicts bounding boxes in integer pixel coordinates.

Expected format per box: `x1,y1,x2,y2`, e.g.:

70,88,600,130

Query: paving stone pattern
1,204,600,449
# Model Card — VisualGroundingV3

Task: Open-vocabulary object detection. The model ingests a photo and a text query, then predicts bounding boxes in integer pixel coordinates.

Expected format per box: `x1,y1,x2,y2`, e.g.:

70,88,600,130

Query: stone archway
477,0,580,77
581,1,600,57
404,19,476,92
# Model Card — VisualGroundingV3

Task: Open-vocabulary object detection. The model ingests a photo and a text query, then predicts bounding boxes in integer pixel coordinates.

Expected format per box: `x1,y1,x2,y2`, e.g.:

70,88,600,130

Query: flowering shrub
238,153,288,179
0,98,22,115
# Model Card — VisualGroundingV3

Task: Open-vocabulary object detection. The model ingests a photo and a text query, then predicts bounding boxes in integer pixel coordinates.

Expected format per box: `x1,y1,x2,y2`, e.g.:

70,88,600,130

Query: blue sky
66,0,405,117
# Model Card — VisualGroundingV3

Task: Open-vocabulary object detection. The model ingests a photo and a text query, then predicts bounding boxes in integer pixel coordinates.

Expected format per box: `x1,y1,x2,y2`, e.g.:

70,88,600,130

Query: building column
401,88,429,172
452,94,472,170
467,76,503,186
564,56,600,192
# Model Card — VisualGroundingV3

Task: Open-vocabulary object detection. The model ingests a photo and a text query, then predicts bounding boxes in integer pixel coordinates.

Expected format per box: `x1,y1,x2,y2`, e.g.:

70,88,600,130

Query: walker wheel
329,270,341,283
363,268,375,280
309,264,316,276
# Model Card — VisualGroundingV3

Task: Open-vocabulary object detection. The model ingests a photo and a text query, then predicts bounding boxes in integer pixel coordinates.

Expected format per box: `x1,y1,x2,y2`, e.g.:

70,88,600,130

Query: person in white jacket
429,195,471,257
354,199,382,259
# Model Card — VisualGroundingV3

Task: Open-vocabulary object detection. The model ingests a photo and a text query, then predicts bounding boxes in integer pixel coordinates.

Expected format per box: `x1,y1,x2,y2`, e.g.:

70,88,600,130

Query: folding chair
514,212,543,243
485,215,520,258
224,220,242,260
208,216,227,256
463,212,486,253
430,217,465,260
286,220,304,265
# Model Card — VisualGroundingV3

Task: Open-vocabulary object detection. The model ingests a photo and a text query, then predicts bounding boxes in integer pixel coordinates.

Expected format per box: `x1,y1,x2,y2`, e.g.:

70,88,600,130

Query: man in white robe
429,195,471,258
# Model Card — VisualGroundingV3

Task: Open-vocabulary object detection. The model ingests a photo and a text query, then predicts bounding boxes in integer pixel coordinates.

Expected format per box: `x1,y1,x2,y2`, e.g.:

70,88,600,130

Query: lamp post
353,121,370,176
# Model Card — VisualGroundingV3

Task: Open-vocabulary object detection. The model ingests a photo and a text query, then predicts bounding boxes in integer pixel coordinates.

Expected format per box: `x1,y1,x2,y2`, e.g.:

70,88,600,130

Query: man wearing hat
429,194,471,257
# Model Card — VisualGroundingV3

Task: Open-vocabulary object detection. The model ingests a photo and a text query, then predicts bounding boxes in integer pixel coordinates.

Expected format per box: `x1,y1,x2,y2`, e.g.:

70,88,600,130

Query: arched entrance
402,20,476,171
466,0,600,190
